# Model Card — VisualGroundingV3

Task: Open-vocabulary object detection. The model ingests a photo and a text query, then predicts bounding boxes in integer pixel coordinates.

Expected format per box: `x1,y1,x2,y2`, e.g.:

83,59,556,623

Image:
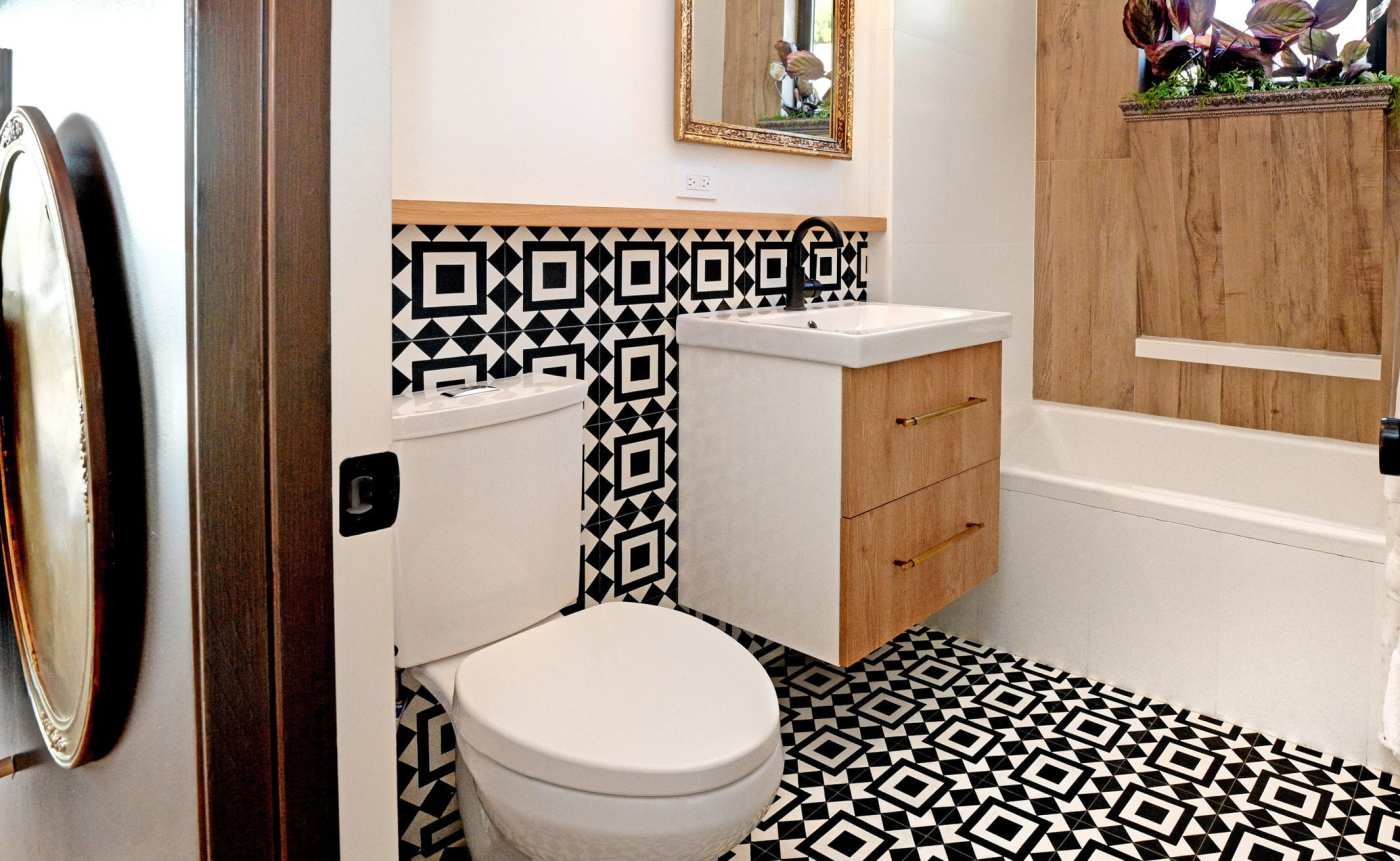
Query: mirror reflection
690,0,838,139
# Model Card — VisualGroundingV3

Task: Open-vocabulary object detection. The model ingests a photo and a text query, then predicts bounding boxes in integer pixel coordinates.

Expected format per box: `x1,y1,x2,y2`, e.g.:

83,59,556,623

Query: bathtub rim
1001,402,1384,564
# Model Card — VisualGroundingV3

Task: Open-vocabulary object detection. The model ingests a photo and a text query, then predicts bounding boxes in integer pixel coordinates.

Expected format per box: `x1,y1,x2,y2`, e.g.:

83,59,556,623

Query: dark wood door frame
186,2,338,857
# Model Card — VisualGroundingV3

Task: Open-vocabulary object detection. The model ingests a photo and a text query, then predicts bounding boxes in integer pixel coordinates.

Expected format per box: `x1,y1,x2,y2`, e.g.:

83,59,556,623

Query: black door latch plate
1381,418,1400,477
339,452,400,537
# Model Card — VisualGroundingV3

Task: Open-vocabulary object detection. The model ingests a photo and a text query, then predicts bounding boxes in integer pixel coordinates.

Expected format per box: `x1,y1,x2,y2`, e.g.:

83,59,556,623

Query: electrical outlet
677,169,719,200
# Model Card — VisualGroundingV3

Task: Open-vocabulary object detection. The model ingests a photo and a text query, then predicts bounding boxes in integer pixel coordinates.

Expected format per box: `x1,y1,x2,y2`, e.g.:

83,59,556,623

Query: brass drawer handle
895,397,987,428
894,522,984,572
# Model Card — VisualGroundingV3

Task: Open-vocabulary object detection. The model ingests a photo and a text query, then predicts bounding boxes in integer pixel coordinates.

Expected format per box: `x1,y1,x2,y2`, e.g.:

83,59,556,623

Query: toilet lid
452,602,781,797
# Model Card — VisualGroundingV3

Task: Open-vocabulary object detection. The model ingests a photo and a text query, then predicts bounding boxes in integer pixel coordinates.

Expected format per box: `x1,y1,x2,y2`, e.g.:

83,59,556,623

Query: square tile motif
580,504,677,607
522,240,586,310
1011,749,1092,801
392,336,514,396
392,225,511,343
1148,737,1226,785
754,241,790,296
906,656,967,690
1218,823,1316,860
808,241,841,288
612,335,667,402
1108,785,1194,844
869,760,951,815
958,798,1050,860
591,320,676,423
1057,707,1129,751
1361,807,1400,853
927,715,1000,762
852,689,919,729
510,324,595,382
973,680,1041,719
788,663,851,699
689,240,735,301
412,241,488,318
795,811,894,861
588,409,677,521
396,621,1400,861
611,240,668,305
793,727,870,775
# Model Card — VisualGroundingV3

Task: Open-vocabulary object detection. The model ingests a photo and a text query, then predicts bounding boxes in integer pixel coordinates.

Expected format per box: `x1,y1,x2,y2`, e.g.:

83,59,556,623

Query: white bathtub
930,401,1394,770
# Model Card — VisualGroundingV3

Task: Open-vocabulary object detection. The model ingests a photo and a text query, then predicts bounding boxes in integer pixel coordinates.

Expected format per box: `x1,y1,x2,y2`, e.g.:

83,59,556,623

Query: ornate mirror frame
0,105,109,768
674,0,855,160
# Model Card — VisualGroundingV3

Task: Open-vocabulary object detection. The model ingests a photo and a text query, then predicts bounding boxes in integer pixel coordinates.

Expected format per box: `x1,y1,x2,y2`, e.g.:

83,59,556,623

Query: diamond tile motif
793,727,871,775
1011,749,1092,800
396,621,1400,861
796,811,896,861
391,221,868,613
868,760,951,814
959,798,1051,860
588,408,678,522
906,656,967,690
391,220,1395,861
392,220,868,860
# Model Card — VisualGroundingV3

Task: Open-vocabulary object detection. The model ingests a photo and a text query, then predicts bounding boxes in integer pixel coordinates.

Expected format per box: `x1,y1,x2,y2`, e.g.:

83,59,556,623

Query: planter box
756,116,832,135
1118,81,1392,122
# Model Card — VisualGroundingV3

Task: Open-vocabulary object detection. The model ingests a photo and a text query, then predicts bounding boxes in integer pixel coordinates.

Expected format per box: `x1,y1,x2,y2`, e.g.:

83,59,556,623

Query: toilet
391,374,782,861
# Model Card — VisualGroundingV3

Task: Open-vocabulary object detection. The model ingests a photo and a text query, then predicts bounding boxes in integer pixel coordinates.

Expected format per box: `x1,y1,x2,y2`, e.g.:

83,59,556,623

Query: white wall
392,0,890,222
332,0,400,857
886,1,1036,404
0,0,196,856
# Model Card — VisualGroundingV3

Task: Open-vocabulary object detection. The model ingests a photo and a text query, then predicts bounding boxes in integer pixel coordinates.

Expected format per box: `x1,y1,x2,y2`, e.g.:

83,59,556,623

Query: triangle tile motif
395,621,1398,861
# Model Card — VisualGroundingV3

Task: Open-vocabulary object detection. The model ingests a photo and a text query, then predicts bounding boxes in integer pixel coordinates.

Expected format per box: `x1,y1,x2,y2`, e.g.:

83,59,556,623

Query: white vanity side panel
679,345,844,663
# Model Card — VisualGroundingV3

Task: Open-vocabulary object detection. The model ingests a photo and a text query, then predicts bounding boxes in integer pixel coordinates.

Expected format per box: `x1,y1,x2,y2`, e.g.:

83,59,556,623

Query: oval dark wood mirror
0,105,108,768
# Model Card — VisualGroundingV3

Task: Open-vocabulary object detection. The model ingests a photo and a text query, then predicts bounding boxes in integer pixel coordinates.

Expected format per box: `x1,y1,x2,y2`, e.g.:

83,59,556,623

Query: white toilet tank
390,374,587,669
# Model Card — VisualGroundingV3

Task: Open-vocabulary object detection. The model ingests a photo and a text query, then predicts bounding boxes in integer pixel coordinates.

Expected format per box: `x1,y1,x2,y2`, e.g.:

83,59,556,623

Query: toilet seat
451,602,781,798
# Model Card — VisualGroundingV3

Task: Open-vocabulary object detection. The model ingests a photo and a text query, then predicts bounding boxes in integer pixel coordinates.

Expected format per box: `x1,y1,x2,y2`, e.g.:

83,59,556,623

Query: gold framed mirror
0,106,109,769
675,0,854,159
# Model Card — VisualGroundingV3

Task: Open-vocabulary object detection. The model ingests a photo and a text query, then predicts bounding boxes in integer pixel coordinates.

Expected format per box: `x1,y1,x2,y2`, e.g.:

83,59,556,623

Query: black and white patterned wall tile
396,674,466,860
391,223,870,612
391,221,868,860
395,615,1400,861
391,224,869,397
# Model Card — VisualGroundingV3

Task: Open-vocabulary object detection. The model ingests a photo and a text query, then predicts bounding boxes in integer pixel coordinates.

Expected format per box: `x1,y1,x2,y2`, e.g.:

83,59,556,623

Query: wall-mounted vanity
678,302,1012,666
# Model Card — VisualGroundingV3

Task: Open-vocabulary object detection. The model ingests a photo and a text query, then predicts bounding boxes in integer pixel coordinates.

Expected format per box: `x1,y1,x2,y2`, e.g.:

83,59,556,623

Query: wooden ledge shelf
1119,82,1393,122
391,199,888,233
1136,336,1382,381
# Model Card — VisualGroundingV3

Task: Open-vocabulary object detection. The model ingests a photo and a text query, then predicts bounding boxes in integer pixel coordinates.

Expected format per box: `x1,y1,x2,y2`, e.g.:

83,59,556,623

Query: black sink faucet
786,216,844,312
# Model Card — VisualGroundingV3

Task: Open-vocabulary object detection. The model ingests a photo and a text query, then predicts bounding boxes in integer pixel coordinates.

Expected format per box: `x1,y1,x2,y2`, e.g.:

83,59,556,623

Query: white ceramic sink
677,301,1011,368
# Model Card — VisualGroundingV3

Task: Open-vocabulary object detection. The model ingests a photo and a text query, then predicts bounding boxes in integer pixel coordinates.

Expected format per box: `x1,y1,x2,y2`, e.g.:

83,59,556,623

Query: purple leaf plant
1124,0,1390,92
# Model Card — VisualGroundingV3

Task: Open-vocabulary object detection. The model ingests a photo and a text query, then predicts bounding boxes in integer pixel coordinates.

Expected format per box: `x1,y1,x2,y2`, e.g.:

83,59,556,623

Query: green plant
1123,0,1391,92
771,40,831,118
1133,66,1271,109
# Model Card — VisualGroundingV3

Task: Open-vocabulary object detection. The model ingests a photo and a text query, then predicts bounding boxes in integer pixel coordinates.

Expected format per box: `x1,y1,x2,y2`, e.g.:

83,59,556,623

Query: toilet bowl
391,375,781,860
411,602,782,861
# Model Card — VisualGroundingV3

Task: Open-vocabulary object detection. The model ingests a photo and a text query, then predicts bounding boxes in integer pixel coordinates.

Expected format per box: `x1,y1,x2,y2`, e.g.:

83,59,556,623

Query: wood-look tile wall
1034,0,1395,443
721,0,785,126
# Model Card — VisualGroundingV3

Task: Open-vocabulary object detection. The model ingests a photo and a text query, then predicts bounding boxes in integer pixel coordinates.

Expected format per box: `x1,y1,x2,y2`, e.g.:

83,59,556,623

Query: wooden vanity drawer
838,460,999,666
841,342,1001,517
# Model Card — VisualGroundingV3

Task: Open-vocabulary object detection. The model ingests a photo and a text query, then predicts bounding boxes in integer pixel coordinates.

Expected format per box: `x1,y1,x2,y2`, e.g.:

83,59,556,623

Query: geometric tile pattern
392,223,869,860
391,222,870,612
395,620,1400,860
396,675,467,860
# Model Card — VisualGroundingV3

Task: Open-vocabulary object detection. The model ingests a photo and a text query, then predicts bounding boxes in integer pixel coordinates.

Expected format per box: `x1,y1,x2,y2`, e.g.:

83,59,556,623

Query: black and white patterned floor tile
721,627,1400,861
396,617,1400,860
